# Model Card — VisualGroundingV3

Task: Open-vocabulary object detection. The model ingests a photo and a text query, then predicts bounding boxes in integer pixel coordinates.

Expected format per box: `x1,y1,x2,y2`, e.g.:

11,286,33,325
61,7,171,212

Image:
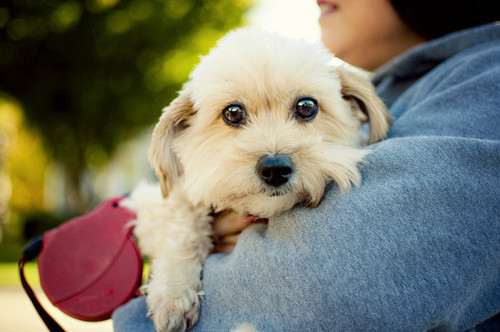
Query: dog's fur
123,28,392,332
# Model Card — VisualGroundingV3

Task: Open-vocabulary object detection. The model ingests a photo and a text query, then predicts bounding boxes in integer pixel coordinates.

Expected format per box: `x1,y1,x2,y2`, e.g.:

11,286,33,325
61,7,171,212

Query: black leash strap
18,236,65,332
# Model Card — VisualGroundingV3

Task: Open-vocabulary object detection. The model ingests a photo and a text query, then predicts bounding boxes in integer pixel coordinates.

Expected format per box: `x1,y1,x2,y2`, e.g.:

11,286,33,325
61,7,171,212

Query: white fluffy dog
122,28,392,332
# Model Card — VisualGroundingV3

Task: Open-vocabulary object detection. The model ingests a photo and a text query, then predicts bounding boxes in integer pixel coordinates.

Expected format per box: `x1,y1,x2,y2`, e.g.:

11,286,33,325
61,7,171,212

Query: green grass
0,262,40,287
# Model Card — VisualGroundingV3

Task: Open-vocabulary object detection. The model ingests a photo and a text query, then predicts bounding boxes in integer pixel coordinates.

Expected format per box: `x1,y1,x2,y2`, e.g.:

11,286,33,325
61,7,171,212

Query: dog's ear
337,66,393,144
149,85,194,197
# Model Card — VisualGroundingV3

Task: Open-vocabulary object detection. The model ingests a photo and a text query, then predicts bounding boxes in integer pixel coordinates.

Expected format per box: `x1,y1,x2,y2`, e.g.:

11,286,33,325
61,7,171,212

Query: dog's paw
147,287,201,332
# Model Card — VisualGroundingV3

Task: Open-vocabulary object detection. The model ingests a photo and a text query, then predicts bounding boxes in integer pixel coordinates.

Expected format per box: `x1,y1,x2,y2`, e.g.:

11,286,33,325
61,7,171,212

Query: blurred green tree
0,0,252,212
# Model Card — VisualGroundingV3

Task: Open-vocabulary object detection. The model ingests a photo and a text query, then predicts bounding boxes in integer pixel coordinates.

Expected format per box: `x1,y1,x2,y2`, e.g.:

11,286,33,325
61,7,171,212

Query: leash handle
18,236,65,332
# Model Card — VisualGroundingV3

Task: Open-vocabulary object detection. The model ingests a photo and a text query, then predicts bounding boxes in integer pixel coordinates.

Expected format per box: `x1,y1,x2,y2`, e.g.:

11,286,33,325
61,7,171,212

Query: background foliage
0,0,252,257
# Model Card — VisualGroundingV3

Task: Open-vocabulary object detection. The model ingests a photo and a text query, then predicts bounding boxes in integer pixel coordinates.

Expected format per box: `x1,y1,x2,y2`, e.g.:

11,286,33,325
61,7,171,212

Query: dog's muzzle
256,154,294,188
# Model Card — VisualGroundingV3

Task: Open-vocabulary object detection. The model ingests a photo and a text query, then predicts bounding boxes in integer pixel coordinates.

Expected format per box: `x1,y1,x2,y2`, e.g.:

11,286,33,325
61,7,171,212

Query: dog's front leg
126,183,213,332
147,253,206,332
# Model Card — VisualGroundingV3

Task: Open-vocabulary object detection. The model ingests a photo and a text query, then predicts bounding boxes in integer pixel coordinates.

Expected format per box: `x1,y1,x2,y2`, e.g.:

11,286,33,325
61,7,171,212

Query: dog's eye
295,97,318,121
222,105,246,126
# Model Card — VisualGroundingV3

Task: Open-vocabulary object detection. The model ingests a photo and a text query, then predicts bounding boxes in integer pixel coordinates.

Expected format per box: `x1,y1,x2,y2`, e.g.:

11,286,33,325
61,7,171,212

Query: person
113,0,500,330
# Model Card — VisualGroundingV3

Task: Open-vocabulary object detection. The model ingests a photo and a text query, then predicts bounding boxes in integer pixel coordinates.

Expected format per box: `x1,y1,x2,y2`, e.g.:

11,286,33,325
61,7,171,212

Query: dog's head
149,29,391,217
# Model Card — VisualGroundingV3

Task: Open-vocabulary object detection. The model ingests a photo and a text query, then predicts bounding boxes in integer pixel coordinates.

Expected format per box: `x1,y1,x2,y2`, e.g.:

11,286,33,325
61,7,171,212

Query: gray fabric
113,23,500,331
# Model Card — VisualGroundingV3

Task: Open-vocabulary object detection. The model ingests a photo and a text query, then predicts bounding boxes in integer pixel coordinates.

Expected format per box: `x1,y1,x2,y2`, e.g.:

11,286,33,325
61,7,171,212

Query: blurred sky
247,0,321,42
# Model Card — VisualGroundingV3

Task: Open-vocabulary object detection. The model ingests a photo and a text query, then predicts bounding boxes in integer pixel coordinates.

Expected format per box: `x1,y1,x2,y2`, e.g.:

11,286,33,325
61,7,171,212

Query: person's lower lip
317,1,339,20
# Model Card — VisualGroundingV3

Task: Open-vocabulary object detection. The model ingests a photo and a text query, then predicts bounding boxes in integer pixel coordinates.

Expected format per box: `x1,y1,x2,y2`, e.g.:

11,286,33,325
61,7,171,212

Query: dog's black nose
256,154,294,187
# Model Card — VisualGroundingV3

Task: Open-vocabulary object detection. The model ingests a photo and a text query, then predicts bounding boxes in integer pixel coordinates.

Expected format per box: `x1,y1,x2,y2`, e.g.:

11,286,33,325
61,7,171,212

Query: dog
123,28,392,332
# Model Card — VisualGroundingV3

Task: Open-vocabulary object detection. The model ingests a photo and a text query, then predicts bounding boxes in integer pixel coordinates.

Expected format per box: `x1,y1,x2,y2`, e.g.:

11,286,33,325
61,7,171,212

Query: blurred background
0,0,319,330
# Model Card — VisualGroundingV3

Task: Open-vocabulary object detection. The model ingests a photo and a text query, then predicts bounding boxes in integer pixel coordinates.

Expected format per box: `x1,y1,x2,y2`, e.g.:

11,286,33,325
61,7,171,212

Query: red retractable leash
18,197,143,332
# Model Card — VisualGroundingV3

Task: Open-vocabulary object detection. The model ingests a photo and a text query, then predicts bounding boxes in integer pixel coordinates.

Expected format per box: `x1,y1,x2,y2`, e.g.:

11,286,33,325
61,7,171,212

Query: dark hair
389,0,499,40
